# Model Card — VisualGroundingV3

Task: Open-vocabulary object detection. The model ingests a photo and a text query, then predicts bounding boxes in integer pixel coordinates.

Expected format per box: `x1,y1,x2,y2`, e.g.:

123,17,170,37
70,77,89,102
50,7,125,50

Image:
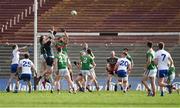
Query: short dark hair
24,53,30,59
12,45,17,50
158,42,165,49
147,41,153,48
87,48,92,54
122,51,128,56
123,48,128,51
57,48,62,52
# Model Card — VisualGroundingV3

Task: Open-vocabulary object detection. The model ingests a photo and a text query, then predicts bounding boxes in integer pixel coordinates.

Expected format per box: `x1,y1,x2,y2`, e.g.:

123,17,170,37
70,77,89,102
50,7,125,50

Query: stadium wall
0,77,179,91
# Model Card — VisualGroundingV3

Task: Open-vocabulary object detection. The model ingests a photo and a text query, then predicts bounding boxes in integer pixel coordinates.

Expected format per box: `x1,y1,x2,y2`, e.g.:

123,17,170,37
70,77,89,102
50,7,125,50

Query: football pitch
0,91,179,108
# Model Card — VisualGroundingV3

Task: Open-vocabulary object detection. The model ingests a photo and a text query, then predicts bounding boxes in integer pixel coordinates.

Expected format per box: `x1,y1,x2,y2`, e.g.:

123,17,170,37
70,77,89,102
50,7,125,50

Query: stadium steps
14,0,180,35
0,0,60,43
1,0,180,43
0,43,180,77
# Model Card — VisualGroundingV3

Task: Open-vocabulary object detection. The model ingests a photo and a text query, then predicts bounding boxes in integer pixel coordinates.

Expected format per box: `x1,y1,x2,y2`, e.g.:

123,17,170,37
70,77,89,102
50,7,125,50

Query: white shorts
58,68,70,77
144,68,157,77
90,68,96,78
119,75,128,81
168,73,175,82
81,70,90,76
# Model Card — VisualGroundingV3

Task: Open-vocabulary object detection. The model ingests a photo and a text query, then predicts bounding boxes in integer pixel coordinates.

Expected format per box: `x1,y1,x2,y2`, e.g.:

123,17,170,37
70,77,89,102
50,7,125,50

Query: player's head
12,44,18,50
123,48,128,52
48,29,56,36
82,43,88,50
24,53,30,59
147,41,153,48
111,51,115,57
158,42,165,50
121,51,128,57
87,48,92,55
80,51,86,56
57,35,64,42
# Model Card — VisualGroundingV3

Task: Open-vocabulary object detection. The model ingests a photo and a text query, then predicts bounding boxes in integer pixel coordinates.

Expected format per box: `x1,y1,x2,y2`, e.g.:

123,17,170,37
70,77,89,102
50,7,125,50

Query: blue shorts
11,64,19,73
116,70,127,78
158,70,168,78
20,74,32,81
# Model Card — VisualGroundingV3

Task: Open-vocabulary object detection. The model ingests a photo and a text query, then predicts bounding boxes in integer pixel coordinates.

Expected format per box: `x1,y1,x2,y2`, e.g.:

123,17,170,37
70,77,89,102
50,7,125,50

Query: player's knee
158,81,162,86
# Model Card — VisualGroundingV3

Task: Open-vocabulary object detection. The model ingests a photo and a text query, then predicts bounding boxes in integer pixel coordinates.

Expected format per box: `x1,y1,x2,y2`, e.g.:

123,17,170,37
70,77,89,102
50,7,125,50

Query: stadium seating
67,36,180,76
15,0,180,35
0,0,180,43
0,35,180,76
0,0,59,43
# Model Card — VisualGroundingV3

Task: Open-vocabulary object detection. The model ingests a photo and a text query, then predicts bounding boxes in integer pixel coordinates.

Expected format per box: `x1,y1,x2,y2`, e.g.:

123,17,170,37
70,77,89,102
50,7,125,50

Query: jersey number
119,60,128,66
161,54,166,61
23,61,31,67
58,56,67,63
83,58,88,63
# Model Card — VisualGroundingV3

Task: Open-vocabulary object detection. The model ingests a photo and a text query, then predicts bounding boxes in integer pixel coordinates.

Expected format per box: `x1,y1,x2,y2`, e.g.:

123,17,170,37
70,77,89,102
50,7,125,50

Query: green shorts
168,67,175,76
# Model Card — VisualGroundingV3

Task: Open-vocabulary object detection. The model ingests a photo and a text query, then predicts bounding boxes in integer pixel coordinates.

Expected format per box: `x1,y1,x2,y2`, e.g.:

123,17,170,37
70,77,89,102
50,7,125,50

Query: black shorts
78,73,83,76
45,57,54,66
106,65,115,75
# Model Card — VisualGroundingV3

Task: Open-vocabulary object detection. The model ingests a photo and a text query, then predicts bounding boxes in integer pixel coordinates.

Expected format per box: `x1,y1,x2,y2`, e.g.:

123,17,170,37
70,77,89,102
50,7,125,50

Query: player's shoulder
19,59,23,63
20,58,25,61
155,49,162,54
164,50,170,55
146,49,151,53
87,54,93,59
117,57,123,61
114,56,119,59
159,49,170,55
107,57,111,60
19,59,26,63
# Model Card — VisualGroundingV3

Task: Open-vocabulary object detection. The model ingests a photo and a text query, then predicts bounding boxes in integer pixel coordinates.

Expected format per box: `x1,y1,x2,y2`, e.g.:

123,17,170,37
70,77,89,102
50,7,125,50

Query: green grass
0,91,179,107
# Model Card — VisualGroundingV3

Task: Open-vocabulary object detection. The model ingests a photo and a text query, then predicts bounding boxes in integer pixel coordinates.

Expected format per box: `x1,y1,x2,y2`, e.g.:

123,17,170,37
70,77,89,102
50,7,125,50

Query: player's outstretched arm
127,63,132,74
48,26,56,40
18,46,27,50
63,29,69,45
92,62,96,69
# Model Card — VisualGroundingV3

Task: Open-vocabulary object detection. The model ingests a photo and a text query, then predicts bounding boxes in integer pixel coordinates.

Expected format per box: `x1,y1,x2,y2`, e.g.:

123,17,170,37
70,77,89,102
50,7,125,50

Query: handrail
0,0,48,33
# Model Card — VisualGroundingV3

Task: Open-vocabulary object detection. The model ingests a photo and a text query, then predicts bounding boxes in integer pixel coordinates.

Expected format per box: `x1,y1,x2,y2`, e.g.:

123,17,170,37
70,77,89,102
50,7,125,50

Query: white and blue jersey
19,59,34,81
155,49,171,78
11,47,20,73
116,57,131,78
